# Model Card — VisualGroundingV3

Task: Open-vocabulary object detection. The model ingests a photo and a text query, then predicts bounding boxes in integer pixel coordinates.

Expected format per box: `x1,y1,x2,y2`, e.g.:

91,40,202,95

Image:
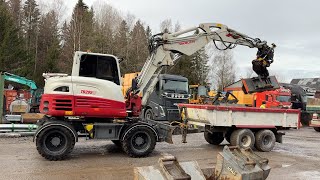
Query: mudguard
33,119,78,143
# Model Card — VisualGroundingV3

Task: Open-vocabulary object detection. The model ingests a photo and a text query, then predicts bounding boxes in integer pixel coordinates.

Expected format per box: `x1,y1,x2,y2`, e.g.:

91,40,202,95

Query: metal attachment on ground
214,146,271,180
134,146,271,180
159,153,191,180
134,153,206,180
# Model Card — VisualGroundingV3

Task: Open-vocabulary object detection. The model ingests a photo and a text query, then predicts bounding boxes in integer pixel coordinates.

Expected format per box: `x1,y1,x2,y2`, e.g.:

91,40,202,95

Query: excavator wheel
36,125,75,161
204,131,224,145
121,125,156,158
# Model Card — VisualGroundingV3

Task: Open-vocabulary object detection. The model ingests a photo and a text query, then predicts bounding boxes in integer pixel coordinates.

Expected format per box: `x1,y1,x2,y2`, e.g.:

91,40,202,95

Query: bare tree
207,42,236,91
160,19,172,33
174,21,181,32
38,0,67,23
93,0,122,33
244,66,254,78
125,12,136,31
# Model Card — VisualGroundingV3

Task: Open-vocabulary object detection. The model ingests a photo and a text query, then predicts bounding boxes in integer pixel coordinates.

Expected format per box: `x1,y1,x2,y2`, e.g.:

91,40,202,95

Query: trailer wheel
230,129,255,149
121,126,156,157
144,109,154,121
204,131,224,145
36,126,75,161
314,127,320,132
255,129,276,152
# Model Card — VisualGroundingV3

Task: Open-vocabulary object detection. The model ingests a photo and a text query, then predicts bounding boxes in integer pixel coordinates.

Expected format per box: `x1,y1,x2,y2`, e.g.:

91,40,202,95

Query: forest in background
0,0,235,89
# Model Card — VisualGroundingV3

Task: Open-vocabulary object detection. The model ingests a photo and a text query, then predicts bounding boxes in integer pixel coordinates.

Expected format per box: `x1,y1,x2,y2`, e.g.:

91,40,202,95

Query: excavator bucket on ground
215,146,271,180
134,146,271,180
242,76,280,94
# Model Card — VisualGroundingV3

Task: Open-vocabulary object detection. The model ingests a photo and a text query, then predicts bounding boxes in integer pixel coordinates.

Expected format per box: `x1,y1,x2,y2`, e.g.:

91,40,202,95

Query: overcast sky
64,0,320,82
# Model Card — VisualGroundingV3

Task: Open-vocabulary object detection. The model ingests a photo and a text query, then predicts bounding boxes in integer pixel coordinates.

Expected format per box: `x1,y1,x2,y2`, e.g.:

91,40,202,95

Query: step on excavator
34,23,277,162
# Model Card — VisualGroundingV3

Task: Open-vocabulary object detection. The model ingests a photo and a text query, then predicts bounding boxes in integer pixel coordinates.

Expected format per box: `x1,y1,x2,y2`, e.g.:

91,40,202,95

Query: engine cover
40,76,127,118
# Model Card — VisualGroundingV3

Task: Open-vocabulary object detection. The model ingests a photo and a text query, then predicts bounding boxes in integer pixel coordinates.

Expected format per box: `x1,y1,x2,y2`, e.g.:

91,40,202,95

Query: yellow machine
189,85,238,105
232,90,254,106
122,72,140,97
189,85,211,104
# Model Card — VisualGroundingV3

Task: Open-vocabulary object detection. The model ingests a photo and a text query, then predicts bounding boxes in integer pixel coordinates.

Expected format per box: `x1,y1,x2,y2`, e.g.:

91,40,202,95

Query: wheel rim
263,135,272,146
43,130,68,154
131,131,151,152
241,135,252,147
145,110,153,120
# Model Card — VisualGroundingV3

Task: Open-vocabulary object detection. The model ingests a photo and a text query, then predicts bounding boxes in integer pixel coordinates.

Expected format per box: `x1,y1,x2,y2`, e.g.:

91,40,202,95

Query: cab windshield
276,95,291,102
162,80,188,93
198,86,208,96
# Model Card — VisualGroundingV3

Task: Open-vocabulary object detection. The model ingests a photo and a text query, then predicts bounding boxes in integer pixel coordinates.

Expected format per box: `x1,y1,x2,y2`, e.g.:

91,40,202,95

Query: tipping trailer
178,104,300,152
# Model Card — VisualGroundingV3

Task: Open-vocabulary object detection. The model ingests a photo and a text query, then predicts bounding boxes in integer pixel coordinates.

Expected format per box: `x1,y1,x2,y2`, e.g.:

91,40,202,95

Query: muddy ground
1,127,320,180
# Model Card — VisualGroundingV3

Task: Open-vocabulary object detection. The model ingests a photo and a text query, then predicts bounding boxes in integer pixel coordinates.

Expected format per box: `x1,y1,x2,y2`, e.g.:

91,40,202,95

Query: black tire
204,131,224,145
111,140,122,147
255,129,276,152
121,125,156,157
36,126,75,161
314,127,320,132
144,108,154,121
230,129,255,149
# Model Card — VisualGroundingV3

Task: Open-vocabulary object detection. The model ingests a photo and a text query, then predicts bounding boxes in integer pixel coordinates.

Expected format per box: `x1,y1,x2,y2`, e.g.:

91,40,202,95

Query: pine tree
36,10,60,86
61,0,94,72
22,0,40,78
128,20,149,72
0,1,27,74
7,0,22,36
115,20,130,73
190,48,209,84
167,49,208,85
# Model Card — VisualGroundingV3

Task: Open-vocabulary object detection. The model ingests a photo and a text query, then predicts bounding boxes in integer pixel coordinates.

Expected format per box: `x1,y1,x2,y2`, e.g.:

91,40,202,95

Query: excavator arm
3,72,37,90
127,23,276,116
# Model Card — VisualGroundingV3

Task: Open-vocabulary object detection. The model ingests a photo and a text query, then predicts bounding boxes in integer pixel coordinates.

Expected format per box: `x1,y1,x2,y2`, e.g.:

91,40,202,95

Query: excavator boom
126,23,276,115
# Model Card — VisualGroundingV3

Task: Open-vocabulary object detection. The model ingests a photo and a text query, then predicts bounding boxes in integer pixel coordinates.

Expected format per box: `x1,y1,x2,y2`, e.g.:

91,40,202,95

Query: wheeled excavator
34,23,277,162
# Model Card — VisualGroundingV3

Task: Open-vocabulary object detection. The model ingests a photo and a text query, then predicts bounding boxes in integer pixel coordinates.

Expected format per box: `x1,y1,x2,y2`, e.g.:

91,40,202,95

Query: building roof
290,78,320,90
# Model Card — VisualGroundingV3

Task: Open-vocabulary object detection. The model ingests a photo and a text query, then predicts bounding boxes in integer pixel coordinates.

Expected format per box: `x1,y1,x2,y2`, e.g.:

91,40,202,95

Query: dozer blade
242,75,280,93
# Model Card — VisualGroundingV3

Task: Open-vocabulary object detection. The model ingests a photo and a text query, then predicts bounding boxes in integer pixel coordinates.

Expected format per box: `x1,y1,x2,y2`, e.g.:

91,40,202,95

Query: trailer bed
177,104,300,129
